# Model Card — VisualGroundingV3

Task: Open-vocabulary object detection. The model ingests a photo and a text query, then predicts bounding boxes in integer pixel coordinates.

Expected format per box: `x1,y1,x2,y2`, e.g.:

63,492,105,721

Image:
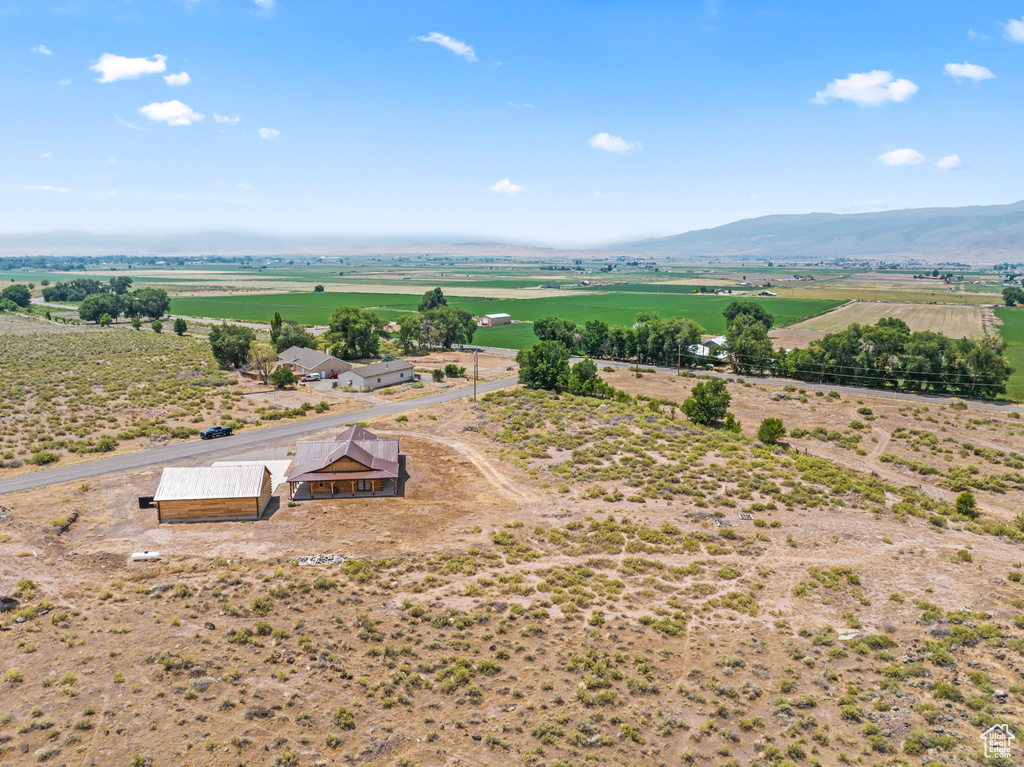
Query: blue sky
2,1,1024,246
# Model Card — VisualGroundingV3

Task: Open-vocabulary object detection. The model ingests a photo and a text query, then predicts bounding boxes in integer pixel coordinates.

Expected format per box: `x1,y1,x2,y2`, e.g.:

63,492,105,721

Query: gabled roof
155,465,268,502
287,427,400,482
349,359,414,378
277,346,345,370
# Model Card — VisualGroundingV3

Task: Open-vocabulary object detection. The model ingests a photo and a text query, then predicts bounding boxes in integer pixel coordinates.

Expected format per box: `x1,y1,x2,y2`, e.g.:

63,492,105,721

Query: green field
996,306,1024,400
173,291,843,347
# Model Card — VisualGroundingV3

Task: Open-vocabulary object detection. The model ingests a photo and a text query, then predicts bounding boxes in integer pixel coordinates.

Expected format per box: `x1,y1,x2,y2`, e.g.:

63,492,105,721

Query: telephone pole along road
0,377,518,497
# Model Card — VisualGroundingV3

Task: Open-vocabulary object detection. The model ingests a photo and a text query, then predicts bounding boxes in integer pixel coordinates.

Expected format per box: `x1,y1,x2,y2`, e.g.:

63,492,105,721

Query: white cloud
58,78,70,86
258,127,281,140
944,62,995,82
1005,17,1024,43
253,0,275,11
213,113,241,124
417,32,477,63
116,116,141,130
138,100,204,126
164,71,191,86
968,28,989,41
91,53,167,83
812,70,918,106
32,44,52,55
106,156,118,164
593,190,608,199
508,102,534,108
42,151,51,158
490,178,526,195
936,154,963,169
236,182,254,191
589,132,640,153
877,148,925,166
25,185,68,193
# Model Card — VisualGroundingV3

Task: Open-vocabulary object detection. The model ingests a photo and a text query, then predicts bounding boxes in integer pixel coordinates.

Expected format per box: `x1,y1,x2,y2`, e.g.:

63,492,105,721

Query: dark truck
199,426,233,440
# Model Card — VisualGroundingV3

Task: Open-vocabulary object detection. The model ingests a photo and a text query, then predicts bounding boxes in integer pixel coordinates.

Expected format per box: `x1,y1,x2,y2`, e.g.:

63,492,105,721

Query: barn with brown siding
154,464,273,523
286,426,400,499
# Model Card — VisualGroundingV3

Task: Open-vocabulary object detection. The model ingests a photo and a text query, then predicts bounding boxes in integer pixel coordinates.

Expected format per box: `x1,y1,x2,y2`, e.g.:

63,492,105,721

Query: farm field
174,291,845,338
2,373,1023,765
790,301,988,339
995,306,1024,400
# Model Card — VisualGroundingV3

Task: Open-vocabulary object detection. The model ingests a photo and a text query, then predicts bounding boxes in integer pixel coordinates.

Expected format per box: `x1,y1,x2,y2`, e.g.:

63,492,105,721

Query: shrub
333,706,355,729
30,451,60,465
955,490,978,518
757,417,786,445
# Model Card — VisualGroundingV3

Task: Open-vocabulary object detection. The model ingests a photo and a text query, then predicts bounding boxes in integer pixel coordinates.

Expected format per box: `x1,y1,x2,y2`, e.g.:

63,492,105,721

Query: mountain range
608,200,1024,263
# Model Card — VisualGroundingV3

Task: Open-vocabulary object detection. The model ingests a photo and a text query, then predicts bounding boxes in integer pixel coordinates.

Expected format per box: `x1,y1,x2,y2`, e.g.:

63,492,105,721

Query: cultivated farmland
174,291,844,345
789,301,988,339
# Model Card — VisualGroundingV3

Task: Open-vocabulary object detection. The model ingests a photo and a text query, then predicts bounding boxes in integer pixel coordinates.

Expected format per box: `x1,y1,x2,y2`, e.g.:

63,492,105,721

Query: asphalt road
0,376,516,496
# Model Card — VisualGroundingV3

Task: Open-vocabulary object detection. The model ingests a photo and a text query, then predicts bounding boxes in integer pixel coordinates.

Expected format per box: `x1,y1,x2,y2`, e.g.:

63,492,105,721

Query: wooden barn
153,464,273,523
286,426,400,499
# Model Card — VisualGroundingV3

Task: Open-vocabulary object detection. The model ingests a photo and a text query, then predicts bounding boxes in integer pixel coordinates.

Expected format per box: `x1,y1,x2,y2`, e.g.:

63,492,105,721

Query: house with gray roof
277,346,352,377
338,359,415,390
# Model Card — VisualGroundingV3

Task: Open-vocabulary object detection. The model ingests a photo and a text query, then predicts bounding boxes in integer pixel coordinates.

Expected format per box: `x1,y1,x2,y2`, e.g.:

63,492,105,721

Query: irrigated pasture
790,301,987,339
174,291,844,342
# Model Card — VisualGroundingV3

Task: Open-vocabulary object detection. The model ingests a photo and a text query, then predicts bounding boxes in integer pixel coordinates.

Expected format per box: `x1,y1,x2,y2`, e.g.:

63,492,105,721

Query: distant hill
608,201,1024,262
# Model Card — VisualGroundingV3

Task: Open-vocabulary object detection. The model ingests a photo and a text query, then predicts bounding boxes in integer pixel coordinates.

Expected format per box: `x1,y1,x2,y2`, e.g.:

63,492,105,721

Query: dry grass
789,300,987,338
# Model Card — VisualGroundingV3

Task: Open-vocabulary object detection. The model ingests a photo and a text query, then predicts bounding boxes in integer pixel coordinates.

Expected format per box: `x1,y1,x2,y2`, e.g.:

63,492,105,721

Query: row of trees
780,318,1012,396
1003,286,1024,306
78,288,171,323
42,276,134,302
532,314,705,366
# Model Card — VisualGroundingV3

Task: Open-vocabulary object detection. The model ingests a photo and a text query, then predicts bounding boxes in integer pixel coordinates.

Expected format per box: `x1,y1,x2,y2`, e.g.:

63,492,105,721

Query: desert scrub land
0,316,251,474
2,382,1024,765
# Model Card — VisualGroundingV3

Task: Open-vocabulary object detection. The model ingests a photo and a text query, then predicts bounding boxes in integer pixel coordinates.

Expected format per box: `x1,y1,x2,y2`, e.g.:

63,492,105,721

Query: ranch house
277,346,352,378
286,426,401,499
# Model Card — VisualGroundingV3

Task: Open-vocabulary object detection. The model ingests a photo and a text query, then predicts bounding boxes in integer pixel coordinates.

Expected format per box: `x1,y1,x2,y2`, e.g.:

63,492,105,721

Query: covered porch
287,475,396,499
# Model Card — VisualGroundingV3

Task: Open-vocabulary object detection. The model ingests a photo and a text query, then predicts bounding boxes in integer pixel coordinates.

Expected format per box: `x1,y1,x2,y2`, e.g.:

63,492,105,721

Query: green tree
1002,286,1024,306
682,378,730,425
270,311,284,345
127,288,170,320
516,340,571,392
131,316,142,331
79,293,122,323
1,284,30,308
274,322,318,353
209,323,256,368
314,284,325,292
421,306,476,349
173,317,188,336
725,314,773,374
248,342,278,384
326,306,384,359
396,314,422,354
565,358,599,396
270,365,297,387
99,313,112,327
955,490,978,518
151,320,163,333
418,287,447,312
109,275,133,295
757,417,786,445
723,301,774,329
533,316,579,350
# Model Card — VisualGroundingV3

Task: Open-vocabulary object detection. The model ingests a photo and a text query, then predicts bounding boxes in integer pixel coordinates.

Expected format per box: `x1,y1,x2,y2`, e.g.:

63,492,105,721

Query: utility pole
636,343,641,377
677,342,681,376
473,349,478,401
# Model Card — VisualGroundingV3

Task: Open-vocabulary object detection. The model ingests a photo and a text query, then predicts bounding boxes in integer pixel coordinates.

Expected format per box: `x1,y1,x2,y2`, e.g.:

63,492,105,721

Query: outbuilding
277,346,352,378
480,313,511,326
153,464,273,523
338,359,415,390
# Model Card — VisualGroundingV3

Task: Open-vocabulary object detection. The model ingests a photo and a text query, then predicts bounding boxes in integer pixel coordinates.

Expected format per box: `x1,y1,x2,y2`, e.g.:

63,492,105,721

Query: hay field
789,301,987,338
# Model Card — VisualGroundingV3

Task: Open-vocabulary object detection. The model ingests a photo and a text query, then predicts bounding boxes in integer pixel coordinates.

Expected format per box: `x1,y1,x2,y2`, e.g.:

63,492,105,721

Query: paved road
0,377,516,496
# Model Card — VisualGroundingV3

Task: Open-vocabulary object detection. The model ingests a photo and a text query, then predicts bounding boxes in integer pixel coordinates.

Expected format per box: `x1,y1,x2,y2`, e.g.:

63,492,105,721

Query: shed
153,465,273,523
480,313,511,326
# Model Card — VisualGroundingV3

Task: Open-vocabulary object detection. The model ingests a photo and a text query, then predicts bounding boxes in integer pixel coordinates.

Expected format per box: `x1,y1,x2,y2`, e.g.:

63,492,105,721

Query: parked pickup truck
199,426,233,440
299,373,321,382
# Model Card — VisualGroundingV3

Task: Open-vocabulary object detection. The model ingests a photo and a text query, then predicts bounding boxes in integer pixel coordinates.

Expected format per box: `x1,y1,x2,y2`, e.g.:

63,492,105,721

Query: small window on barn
377,377,381,382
